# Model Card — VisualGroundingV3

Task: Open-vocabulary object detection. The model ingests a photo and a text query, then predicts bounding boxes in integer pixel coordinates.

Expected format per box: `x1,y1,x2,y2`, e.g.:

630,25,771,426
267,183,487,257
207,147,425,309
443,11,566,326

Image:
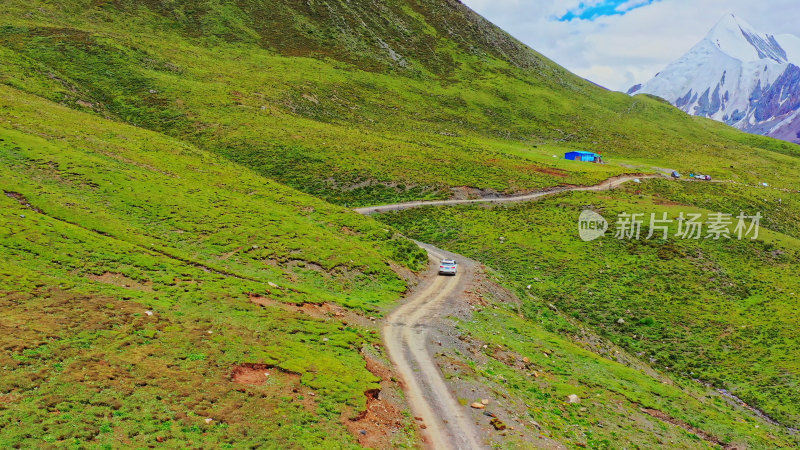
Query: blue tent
565,151,600,162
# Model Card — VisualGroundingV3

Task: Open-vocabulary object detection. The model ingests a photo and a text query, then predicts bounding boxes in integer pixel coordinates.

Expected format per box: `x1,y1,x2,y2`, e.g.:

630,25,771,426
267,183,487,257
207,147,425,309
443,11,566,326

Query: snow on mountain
777,34,800,64
706,14,787,63
629,14,800,144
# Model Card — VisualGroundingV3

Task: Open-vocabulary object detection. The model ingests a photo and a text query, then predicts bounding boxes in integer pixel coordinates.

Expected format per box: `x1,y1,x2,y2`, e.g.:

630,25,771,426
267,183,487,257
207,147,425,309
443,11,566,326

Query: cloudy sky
461,0,800,92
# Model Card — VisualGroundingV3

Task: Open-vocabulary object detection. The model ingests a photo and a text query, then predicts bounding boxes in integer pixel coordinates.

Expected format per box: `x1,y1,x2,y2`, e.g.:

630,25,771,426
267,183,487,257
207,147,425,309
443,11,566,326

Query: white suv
438,259,458,276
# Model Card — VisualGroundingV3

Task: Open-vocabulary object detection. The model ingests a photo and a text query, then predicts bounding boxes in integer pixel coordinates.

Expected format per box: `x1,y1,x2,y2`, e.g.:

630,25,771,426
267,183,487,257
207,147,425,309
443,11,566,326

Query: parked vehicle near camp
438,259,458,276
671,171,681,179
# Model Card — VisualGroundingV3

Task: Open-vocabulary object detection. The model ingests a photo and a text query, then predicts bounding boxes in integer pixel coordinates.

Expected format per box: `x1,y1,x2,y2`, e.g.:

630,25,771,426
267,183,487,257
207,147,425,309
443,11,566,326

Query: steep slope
630,14,800,144
0,85,426,447
2,1,800,205
3,1,800,447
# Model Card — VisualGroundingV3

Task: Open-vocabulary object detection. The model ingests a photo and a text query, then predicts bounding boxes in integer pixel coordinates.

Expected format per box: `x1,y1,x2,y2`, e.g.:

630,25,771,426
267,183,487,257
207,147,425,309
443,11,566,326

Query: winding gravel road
359,174,662,449
382,245,484,449
354,174,659,215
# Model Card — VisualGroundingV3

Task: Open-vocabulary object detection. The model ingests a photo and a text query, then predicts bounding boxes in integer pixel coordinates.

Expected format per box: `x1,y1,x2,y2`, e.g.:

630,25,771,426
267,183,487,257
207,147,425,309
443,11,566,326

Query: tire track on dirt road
382,246,484,449
360,174,662,448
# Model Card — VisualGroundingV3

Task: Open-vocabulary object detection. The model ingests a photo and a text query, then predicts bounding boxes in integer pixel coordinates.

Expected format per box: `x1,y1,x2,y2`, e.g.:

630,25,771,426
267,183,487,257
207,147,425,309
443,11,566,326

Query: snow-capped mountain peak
705,14,787,63
629,15,800,144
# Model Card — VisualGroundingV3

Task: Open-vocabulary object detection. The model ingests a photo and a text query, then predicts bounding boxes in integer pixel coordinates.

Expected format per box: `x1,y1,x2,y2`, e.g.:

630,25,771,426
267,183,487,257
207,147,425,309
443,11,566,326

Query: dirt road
354,174,661,215
364,174,661,448
383,245,485,449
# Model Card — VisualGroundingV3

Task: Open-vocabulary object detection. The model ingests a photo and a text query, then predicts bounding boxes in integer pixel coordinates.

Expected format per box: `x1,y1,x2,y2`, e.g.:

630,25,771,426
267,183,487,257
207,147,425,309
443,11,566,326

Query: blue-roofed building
565,151,601,162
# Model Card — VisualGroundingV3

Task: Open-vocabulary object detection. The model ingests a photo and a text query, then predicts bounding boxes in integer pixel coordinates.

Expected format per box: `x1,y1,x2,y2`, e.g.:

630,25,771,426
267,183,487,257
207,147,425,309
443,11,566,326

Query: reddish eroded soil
345,352,411,449
229,363,317,411
230,363,275,386
233,354,414,447
87,272,153,291
247,293,274,307
246,289,414,446
0,394,20,406
247,294,416,447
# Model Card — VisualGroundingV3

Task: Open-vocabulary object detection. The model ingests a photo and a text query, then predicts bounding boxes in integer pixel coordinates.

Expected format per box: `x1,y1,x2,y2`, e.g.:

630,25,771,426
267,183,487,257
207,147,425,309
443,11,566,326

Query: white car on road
438,259,458,276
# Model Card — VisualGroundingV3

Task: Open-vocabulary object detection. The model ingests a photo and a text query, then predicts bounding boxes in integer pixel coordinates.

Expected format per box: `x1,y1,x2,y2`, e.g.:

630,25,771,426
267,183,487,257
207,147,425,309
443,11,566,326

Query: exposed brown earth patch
247,293,275,307
340,226,358,235
0,288,146,358
88,272,153,291
345,352,411,449
230,363,303,387
229,363,317,411
231,363,275,386
0,394,20,406
364,352,394,382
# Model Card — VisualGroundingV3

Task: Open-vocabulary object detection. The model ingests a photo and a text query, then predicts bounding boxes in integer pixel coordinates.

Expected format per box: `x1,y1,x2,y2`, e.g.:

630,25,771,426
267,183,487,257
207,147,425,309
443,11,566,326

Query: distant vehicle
438,259,457,276
671,171,681,179
690,173,712,181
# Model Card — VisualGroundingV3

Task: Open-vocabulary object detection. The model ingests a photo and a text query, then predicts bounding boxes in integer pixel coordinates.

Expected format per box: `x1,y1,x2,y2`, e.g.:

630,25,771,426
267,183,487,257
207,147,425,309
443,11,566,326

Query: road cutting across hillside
360,174,659,448
354,173,661,215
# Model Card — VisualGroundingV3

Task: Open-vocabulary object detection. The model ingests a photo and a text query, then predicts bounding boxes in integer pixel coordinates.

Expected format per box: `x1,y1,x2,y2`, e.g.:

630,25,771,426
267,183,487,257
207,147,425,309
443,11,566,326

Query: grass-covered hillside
3,0,800,448
0,85,426,447
380,181,800,431
439,273,799,448
2,0,800,206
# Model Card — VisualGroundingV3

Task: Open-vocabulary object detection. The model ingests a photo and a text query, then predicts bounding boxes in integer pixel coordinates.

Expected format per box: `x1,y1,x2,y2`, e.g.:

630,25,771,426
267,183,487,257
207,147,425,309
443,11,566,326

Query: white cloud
462,0,800,91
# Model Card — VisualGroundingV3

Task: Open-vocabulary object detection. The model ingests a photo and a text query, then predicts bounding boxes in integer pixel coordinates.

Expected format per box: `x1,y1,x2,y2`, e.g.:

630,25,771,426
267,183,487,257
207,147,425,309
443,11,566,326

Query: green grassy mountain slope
0,85,425,447
443,279,798,447
2,0,800,206
3,0,800,447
